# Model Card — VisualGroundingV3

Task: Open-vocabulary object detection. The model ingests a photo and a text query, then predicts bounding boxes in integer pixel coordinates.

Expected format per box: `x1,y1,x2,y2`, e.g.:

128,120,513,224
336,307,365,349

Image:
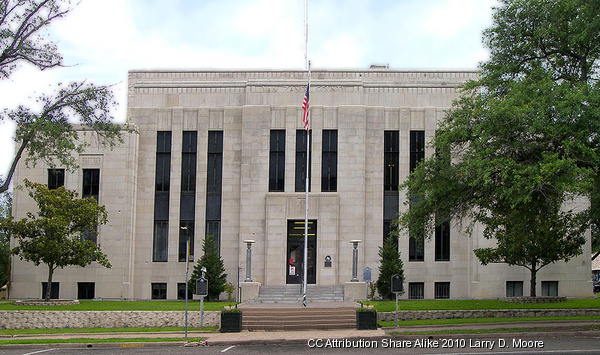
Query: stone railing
378,308,600,321
0,311,220,329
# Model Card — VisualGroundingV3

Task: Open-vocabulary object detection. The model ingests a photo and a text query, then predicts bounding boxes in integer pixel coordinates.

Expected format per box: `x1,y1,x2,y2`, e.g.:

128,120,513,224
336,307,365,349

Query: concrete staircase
251,285,345,303
241,306,357,331
240,285,355,331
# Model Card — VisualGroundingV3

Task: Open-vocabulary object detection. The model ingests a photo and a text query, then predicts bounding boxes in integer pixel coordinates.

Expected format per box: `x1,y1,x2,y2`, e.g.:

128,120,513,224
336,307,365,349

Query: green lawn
379,315,600,328
0,300,230,311
363,298,600,312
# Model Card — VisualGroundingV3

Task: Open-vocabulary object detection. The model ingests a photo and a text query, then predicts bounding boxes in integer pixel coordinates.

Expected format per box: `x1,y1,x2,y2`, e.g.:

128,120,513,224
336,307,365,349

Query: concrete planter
220,311,242,333
356,310,377,330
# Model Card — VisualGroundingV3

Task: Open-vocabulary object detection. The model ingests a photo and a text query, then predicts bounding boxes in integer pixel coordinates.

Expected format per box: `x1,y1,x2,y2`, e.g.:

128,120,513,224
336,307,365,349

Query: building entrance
286,220,316,284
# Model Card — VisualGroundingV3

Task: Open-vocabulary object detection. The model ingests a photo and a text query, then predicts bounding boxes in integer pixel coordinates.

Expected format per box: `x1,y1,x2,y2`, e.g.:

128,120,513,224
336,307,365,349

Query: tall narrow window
206,131,223,252
82,169,100,202
435,220,450,261
384,131,399,247
321,130,337,192
48,169,65,190
409,130,425,261
269,130,285,192
153,131,171,262
295,130,311,192
81,169,100,245
384,131,399,191
179,131,197,262
410,130,425,172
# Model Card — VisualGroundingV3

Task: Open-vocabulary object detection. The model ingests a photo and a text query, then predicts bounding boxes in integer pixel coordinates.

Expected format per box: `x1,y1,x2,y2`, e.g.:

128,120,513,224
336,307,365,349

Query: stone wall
378,308,600,321
0,311,220,329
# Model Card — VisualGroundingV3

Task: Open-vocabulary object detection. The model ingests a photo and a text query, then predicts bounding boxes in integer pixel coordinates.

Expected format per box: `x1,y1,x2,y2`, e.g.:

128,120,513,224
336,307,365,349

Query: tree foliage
0,180,111,301
0,0,127,194
398,0,600,297
189,235,227,301
376,237,404,300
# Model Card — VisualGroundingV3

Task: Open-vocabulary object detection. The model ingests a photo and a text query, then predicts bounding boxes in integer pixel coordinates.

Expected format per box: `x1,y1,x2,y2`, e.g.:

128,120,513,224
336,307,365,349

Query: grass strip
379,315,600,327
0,326,218,336
363,298,600,312
0,337,205,345
387,325,600,336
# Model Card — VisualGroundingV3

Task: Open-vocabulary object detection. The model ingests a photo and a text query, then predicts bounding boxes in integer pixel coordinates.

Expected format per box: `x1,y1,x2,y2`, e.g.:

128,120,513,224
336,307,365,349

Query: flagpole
302,0,310,308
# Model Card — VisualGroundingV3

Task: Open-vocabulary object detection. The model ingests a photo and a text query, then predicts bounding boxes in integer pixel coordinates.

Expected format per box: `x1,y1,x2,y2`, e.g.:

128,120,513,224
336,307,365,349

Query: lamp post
243,239,255,282
350,240,361,282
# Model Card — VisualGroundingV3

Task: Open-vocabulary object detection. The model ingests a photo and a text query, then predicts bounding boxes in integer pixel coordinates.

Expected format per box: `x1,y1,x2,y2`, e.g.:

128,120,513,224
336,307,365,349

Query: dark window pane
208,131,223,153
409,233,424,261
154,192,170,221
153,221,168,262
48,169,65,190
322,130,337,192
177,283,194,300
182,131,197,153
383,220,398,248
42,282,59,299
384,131,399,191
179,221,195,262
206,221,221,253
295,130,311,192
408,282,424,299
180,193,195,220
410,131,425,172
157,131,172,153
541,281,558,296
207,154,222,194
269,130,285,192
77,282,95,299
181,153,197,192
155,153,171,192
435,220,450,261
506,281,524,297
151,283,167,299
82,169,100,201
435,282,450,299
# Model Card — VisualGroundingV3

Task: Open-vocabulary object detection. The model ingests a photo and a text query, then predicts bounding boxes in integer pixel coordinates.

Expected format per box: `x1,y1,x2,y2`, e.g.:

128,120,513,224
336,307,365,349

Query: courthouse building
9,69,593,300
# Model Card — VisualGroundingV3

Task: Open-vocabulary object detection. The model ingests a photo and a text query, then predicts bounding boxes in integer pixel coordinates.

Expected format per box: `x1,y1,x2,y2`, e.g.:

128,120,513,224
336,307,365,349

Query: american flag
302,84,310,130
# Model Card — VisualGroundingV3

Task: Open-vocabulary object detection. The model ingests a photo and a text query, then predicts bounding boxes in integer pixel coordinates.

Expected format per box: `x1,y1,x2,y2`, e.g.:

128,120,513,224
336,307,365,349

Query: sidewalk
2,319,599,346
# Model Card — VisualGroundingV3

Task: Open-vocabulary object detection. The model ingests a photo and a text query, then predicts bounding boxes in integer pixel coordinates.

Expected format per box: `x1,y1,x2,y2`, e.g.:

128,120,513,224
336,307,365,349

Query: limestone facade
9,69,593,300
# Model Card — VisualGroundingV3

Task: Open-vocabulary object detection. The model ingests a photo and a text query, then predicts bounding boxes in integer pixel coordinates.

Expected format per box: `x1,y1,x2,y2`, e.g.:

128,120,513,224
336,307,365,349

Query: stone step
242,307,356,331
253,285,345,303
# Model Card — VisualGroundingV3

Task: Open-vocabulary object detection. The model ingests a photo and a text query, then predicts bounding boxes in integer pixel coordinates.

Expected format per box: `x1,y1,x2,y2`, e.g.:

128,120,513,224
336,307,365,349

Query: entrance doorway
286,220,316,284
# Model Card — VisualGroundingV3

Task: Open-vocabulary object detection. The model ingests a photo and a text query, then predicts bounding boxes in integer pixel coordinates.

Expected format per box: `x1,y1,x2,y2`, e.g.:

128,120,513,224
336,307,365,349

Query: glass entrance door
286,220,316,284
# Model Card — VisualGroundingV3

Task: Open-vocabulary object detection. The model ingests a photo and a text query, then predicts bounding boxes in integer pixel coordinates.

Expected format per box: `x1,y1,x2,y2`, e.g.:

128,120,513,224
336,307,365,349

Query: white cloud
0,0,497,183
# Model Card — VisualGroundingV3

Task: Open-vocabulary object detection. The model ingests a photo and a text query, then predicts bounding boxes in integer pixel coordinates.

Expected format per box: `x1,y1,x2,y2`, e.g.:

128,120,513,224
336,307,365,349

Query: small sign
363,267,371,282
391,274,403,293
324,255,332,268
289,266,296,276
196,277,208,296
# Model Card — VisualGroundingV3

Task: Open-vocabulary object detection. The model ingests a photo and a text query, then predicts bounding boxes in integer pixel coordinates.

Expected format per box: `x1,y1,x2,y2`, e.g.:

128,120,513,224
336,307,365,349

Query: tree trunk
529,266,537,297
45,265,54,302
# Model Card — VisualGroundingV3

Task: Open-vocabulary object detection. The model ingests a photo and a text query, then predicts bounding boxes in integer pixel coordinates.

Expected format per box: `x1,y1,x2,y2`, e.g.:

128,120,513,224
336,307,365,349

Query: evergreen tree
376,237,404,300
189,235,227,301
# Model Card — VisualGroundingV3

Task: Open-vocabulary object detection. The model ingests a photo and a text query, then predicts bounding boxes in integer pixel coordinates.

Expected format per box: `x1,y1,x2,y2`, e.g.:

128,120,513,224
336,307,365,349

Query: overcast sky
0,0,498,183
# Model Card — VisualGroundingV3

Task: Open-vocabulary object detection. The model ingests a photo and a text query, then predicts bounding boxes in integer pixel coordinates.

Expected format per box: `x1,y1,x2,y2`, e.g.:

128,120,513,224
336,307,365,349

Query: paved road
2,333,600,355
